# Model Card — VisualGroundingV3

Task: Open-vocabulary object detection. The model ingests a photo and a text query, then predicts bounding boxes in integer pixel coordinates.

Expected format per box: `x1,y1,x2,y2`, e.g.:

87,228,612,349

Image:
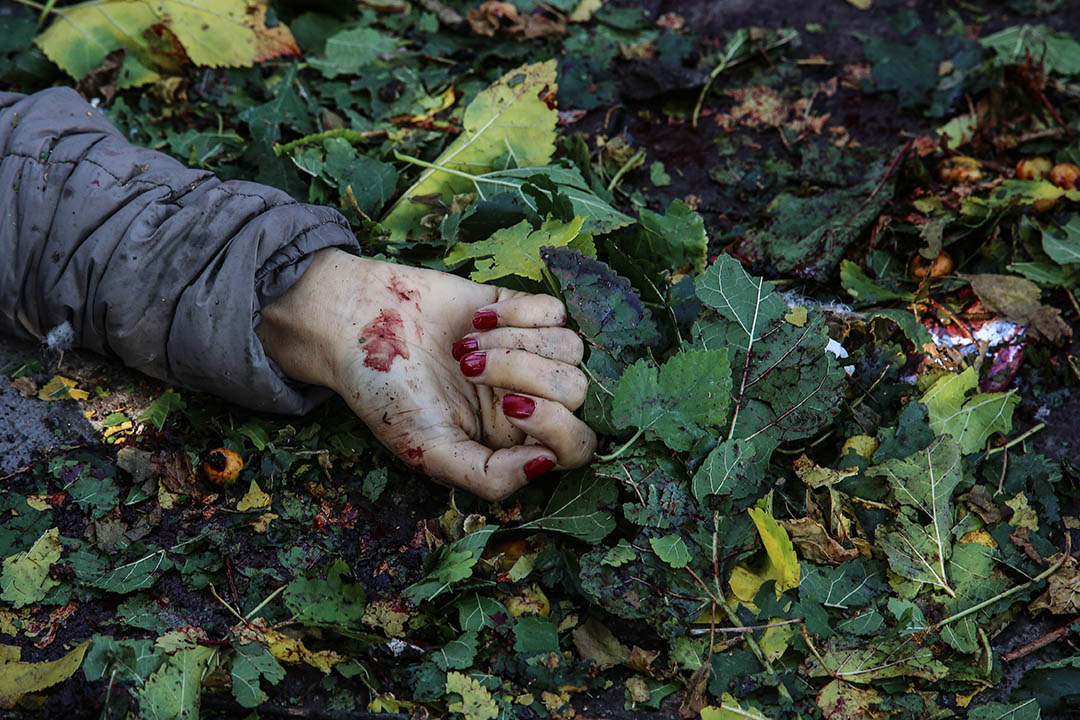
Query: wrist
257,247,360,391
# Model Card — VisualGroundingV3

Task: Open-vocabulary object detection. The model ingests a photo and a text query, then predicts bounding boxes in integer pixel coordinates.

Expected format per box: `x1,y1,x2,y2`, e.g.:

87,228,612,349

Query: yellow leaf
236,620,344,674
730,506,800,603
382,60,558,241
1006,492,1039,531
362,600,411,638
702,694,772,719
251,513,278,533
784,306,808,327
569,0,604,22
845,0,872,8
446,671,499,720
1,528,62,608
37,376,88,402
236,480,271,512
840,435,879,460
500,584,550,617
0,611,18,636
0,640,91,709
36,0,297,86
792,454,858,488
958,528,996,547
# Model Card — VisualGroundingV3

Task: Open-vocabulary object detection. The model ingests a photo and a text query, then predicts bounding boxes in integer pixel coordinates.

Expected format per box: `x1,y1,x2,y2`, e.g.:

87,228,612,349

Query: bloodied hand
256,248,597,501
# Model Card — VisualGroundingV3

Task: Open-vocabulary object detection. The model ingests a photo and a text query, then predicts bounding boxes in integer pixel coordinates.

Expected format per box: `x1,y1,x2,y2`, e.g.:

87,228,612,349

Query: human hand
256,248,597,500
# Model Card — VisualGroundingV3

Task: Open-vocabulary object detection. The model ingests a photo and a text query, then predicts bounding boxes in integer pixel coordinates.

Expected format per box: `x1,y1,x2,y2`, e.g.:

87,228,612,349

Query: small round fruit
910,251,954,280
204,448,243,486
1015,156,1052,180
1032,196,1059,214
1049,163,1080,190
938,156,984,185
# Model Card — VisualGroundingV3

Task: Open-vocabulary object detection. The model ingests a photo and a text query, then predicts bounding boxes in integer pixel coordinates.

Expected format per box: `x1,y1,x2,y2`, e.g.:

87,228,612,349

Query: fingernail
452,337,478,361
523,456,556,480
502,394,535,419
472,309,498,330
459,351,486,377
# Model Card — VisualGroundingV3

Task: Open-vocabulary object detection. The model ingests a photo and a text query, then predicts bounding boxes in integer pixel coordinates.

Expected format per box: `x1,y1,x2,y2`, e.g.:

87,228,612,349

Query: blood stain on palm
388,276,422,312
405,446,424,460
359,309,410,372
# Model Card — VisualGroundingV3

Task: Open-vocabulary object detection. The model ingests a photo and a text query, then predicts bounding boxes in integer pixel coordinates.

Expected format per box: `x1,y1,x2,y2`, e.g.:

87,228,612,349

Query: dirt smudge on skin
359,310,410,372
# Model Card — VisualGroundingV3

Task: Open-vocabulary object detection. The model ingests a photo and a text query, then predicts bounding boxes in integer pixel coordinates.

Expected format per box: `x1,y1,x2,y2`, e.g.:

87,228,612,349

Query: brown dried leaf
781,517,860,565
966,273,1072,344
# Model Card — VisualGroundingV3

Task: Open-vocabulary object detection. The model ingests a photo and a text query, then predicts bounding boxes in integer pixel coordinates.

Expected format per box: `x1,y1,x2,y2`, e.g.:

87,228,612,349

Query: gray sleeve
0,87,360,414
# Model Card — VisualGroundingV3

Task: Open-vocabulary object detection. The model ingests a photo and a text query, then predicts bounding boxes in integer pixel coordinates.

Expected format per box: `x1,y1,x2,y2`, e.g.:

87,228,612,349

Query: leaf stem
594,427,644,462
986,423,1046,456
606,149,645,192
936,532,1071,630
273,128,388,156
11,0,46,13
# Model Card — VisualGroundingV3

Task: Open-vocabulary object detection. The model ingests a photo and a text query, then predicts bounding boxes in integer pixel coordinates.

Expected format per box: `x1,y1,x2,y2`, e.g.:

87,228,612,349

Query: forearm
0,88,359,413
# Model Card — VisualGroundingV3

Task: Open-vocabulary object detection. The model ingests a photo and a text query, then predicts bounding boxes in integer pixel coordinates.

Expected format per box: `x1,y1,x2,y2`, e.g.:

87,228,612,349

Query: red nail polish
502,394,535,419
452,337,478,361
523,456,555,480
459,352,486,377
472,309,498,330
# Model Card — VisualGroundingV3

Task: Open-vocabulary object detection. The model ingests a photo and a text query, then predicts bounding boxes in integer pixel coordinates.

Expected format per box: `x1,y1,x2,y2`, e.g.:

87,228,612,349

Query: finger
452,327,584,365
501,393,597,468
478,385,526,449
425,435,558,502
459,349,588,410
472,295,566,330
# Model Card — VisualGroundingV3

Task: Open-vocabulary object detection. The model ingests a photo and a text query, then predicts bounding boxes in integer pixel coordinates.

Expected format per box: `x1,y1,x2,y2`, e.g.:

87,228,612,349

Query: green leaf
1,528,62,608
446,216,585,283
920,368,1018,454
456,594,507,632
807,636,948,684
283,558,367,630
433,632,477,671
649,535,691,569
865,308,934,348
383,61,558,241
513,615,560,655
840,260,914,303
613,349,732,452
967,700,1042,720
518,470,617,542
230,643,285,709
362,467,388,502
91,547,174,594
405,527,496,603
308,26,397,78
649,161,671,186
470,166,633,234
602,539,636,567
696,255,845,445
139,646,215,720
542,247,661,359
1040,214,1080,265
982,25,1080,76
799,558,887,609
629,199,708,275
321,138,398,216
869,436,962,595
136,390,186,431
691,438,764,502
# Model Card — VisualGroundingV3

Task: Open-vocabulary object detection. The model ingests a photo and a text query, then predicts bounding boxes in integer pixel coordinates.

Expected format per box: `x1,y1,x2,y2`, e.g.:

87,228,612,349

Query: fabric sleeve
0,87,361,414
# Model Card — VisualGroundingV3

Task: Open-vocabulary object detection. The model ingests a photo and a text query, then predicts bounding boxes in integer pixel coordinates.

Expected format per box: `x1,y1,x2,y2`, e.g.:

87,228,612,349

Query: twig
606,149,645,192
11,0,47,12
852,138,912,217
1002,625,1072,662
690,617,805,635
986,423,1046,457
937,533,1071,630
801,627,840,680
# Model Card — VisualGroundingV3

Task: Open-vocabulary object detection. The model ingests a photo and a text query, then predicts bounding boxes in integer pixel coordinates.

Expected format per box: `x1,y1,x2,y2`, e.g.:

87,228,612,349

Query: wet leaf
518,470,617,542
612,349,732,452
920,367,1019,453
1,528,62,608
230,642,285,709
447,216,586,282
383,60,558,241
0,639,91,709
966,274,1071,343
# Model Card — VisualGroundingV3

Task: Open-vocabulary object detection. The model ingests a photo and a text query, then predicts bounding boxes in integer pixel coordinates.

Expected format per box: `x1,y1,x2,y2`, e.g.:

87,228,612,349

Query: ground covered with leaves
4,0,1080,718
